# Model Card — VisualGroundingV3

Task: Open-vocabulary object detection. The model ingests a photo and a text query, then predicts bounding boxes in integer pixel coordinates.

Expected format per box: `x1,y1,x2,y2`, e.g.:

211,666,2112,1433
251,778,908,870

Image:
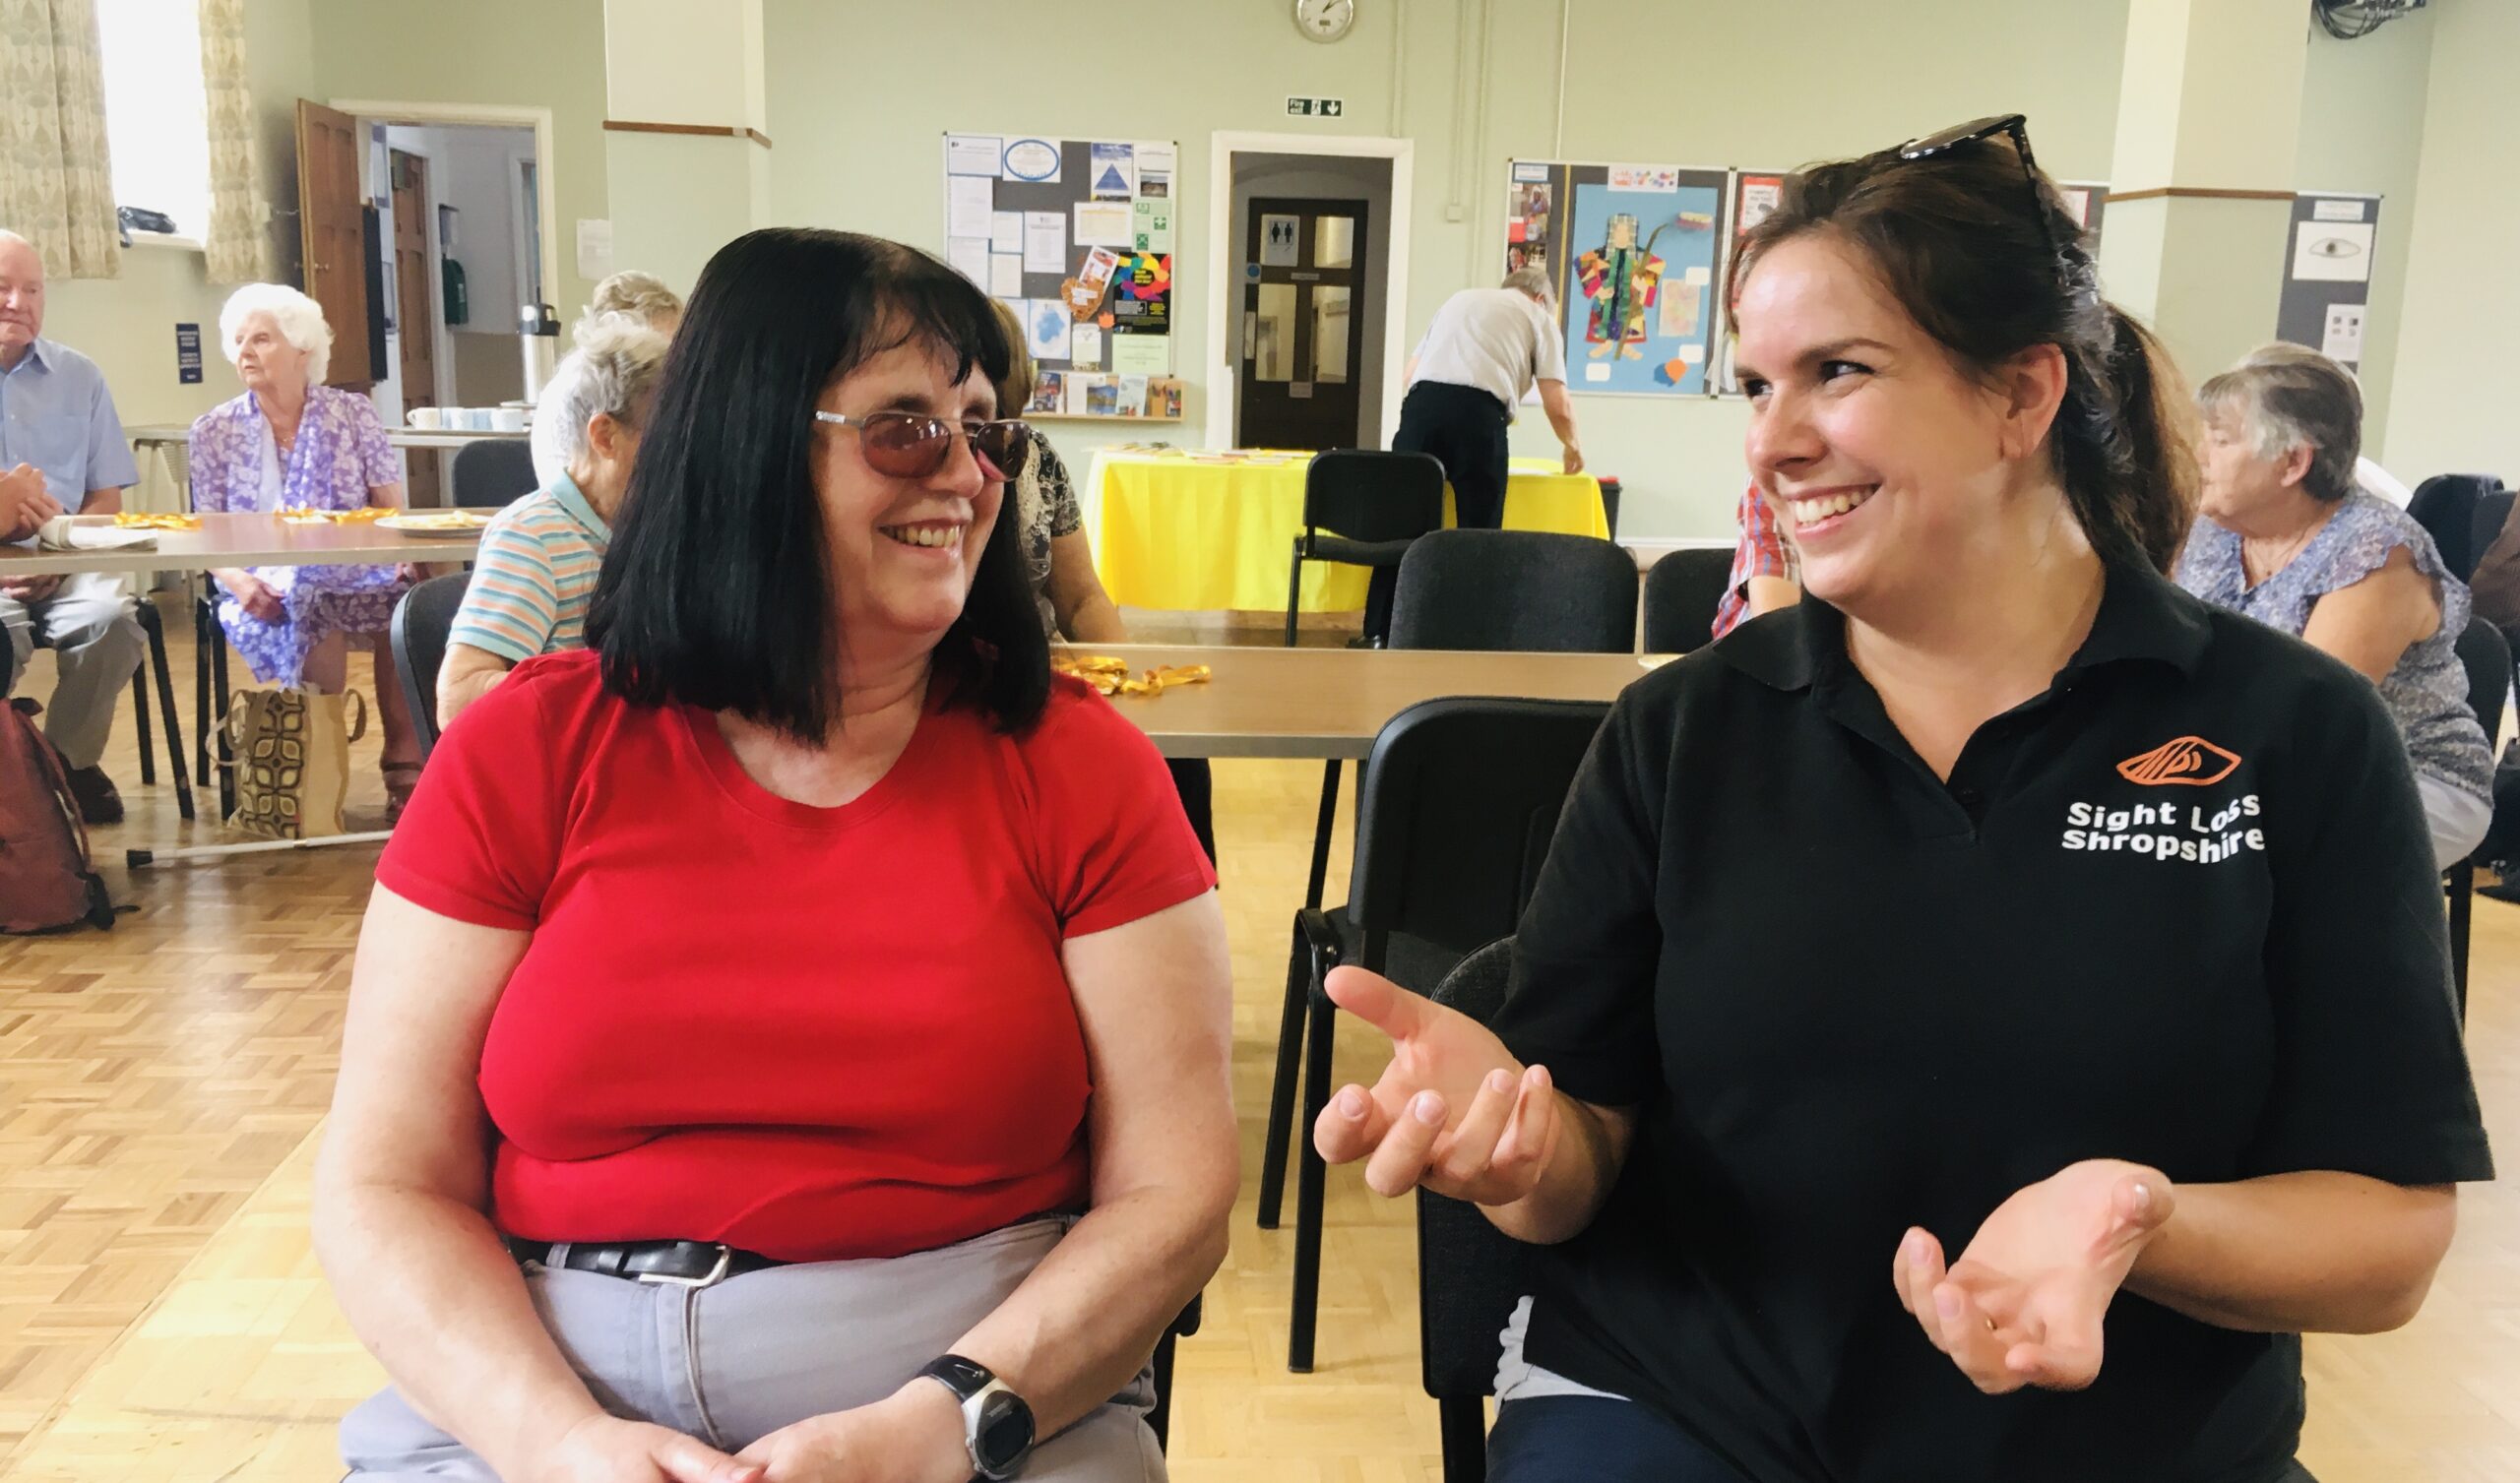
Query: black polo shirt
1493,560,2492,1483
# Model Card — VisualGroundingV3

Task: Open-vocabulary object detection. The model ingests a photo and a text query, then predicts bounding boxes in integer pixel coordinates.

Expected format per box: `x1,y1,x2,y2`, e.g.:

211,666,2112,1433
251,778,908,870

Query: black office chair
1145,1295,1201,1453
1388,530,1640,654
1264,697,1611,1373
2447,616,2509,1022
2409,474,2502,582
389,572,472,761
1415,938,1530,1483
450,439,538,509
1640,547,1737,653
2467,488,2514,588
1284,450,1446,648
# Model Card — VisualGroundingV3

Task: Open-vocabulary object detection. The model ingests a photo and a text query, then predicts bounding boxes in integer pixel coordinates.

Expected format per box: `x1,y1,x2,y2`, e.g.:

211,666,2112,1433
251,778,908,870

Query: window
94,0,212,242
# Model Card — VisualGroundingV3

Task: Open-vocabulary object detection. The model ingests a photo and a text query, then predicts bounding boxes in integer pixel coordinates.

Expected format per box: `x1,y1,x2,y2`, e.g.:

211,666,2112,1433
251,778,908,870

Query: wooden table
1057,643,1652,759
0,512,481,578
122,422,530,455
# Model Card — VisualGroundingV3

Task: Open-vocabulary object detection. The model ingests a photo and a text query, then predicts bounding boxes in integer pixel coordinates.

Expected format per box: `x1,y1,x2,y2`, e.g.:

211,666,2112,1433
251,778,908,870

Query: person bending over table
437,313,670,728
189,283,424,814
2177,341,2493,870
314,228,1234,1483
1315,118,2489,1483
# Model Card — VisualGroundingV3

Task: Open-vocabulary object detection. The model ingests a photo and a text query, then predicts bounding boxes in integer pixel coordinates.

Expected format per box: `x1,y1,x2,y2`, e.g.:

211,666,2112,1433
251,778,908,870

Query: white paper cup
407,406,443,429
492,407,527,432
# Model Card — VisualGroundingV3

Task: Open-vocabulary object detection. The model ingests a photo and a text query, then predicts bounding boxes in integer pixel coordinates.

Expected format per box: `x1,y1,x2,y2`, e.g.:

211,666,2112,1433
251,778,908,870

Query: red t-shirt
374,650,1216,1262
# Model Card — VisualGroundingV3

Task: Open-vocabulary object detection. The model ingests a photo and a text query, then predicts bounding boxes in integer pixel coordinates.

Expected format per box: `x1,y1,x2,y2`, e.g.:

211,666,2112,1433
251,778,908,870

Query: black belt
508,1237,785,1287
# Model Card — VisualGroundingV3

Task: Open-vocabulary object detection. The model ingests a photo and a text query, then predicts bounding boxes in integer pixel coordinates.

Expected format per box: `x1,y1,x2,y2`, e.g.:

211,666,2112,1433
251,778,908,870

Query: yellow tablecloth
1084,451,1608,612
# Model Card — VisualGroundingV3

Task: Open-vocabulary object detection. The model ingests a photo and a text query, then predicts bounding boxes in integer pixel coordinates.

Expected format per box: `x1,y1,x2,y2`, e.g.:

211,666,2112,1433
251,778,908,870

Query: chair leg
1304,761,1341,911
1286,537,1306,648
146,608,192,822
1288,994,1337,1373
1438,1395,1489,1483
2449,860,2474,1024
212,633,234,819
193,598,214,787
130,666,155,784
1257,920,1312,1230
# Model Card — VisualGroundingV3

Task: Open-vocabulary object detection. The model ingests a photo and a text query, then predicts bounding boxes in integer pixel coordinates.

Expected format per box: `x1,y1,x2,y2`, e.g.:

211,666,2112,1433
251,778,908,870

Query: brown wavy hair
1728,135,2199,573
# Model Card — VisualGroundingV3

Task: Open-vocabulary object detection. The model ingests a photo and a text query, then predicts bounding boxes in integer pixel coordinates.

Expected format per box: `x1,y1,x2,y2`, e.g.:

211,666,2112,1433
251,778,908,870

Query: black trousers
1393,380,1512,528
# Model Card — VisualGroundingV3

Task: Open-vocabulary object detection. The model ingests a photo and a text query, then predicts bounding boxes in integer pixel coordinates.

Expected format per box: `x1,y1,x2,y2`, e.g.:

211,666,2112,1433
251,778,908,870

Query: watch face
975,1391,1036,1471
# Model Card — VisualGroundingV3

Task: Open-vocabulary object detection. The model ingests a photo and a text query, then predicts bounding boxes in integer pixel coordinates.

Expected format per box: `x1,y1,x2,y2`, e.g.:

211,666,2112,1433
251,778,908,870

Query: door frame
1205,131,1413,451
333,98,562,328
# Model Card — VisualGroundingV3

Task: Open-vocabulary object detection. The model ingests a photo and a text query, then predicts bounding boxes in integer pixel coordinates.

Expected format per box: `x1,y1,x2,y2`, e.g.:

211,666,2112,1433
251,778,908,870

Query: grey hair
219,282,333,384
1501,267,1554,307
589,270,682,326
547,312,671,467
2197,341,2362,503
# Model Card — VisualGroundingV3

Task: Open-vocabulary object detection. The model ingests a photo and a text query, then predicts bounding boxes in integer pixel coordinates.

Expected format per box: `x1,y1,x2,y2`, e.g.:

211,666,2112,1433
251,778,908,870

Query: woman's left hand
732,1381,970,1483
1892,1158,2174,1393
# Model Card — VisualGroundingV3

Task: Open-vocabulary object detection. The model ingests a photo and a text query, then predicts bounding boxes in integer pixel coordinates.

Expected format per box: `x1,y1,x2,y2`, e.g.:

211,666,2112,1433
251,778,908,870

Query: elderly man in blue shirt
1,229,146,824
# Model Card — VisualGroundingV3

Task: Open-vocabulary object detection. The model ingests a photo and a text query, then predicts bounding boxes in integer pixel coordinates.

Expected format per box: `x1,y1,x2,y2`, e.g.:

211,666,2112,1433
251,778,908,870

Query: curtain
195,0,265,283
0,0,121,278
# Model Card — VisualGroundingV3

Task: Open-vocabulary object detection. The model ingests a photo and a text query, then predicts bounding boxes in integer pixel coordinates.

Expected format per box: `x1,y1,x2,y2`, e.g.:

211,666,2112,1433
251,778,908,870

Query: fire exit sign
1286,95,1346,118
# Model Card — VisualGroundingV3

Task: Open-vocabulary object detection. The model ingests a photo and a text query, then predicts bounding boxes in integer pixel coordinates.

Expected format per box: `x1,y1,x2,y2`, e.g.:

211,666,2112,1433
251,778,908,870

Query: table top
0,512,483,576
123,422,530,452
1057,643,1653,759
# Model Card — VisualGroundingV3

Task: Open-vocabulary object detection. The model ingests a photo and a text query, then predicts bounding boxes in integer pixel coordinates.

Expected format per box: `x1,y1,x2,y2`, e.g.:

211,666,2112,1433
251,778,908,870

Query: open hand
733,1381,970,1483
1311,965,1561,1207
516,1412,761,1483
1892,1158,2174,1393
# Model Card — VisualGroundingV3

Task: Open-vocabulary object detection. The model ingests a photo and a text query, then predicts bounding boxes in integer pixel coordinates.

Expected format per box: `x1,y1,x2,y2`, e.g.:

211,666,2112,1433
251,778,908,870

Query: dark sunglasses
812,410,1032,481
1897,113,2062,268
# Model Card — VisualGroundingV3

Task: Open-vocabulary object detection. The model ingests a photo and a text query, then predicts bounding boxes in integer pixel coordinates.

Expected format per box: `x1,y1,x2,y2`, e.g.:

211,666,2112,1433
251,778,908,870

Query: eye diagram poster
2276,193,2382,373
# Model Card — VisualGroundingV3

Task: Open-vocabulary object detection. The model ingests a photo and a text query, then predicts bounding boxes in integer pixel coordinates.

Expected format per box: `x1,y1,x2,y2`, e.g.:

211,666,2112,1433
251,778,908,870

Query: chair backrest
450,439,539,509
1303,449,1447,545
2453,614,2511,741
2409,473,2501,582
1390,529,1640,652
391,572,472,760
1641,546,1736,653
1415,938,1532,1402
2469,489,2516,586
1347,697,1610,958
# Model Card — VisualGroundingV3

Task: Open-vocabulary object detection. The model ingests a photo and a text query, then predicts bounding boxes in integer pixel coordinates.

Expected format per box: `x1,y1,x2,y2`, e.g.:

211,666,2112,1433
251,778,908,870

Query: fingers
1894,1228,1944,1324
2002,1331,2104,1391
1313,1081,1395,1166
2110,1174,2174,1249
1320,965,1430,1041
1486,1066,1558,1191
1429,1069,1517,1182
652,1432,762,1483
1360,1089,1446,1198
1929,1281,2026,1394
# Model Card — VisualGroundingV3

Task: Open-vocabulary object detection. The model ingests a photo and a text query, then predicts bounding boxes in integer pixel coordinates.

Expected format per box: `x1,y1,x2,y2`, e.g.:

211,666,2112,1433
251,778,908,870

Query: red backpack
0,699,114,934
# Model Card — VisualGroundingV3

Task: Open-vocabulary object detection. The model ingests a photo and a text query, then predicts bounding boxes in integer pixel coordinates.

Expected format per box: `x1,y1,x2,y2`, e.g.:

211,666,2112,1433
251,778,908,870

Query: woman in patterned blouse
190,284,423,814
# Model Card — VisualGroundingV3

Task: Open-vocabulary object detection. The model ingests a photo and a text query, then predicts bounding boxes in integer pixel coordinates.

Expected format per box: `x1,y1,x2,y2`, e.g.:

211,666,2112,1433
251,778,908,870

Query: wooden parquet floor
1,603,2514,1480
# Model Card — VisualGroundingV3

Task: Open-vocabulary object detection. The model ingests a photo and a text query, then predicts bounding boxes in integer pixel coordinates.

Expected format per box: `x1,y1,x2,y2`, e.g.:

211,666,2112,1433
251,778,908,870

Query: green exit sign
1285,96,1346,118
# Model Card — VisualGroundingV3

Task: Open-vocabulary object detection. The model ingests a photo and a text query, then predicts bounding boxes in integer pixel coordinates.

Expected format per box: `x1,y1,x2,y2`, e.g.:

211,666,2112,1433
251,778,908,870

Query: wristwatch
917,1354,1036,1480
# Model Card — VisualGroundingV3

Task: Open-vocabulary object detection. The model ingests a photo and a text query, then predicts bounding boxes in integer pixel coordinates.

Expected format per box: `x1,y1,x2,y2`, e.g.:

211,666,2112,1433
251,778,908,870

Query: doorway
1239,198,1367,451
1207,133,1414,452
388,148,441,504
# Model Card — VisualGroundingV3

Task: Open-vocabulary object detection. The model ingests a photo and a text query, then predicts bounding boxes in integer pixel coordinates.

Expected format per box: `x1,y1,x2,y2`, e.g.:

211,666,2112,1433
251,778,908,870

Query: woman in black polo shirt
1315,118,2489,1483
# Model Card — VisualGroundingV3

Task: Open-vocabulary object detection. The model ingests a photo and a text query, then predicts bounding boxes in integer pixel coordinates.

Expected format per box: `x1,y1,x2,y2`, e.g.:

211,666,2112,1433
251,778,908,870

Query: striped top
446,474,611,664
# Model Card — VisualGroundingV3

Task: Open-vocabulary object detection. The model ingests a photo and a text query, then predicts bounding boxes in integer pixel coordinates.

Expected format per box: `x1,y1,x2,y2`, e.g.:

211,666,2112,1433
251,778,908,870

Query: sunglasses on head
812,409,1032,482
1897,113,2063,268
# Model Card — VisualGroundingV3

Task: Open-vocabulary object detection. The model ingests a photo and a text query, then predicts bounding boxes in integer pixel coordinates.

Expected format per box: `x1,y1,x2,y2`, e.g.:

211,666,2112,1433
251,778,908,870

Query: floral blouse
189,384,400,515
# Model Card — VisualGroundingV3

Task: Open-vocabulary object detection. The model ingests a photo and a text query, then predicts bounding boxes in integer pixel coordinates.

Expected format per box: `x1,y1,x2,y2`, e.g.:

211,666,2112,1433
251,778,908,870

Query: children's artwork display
944,133,1180,418
1506,159,1730,398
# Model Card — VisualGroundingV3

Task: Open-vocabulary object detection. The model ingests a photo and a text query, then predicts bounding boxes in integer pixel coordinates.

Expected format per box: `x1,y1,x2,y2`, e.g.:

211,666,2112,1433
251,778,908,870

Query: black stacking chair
389,572,472,761
2467,488,2514,588
1264,697,1610,1373
2409,474,2501,582
89,598,190,821
1387,530,1640,653
1284,450,1446,648
1640,546,1738,653
1416,938,1530,1483
2448,616,2509,1022
1146,1296,1201,1452
450,439,538,509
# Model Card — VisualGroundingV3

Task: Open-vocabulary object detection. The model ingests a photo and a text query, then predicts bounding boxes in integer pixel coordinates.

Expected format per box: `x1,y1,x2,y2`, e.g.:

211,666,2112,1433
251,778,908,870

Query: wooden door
390,149,441,505
295,100,372,391
1237,197,1367,451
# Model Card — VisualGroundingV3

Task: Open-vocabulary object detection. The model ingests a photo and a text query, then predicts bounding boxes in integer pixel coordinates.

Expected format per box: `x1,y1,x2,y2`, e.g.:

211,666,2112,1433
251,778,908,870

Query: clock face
1295,0,1355,43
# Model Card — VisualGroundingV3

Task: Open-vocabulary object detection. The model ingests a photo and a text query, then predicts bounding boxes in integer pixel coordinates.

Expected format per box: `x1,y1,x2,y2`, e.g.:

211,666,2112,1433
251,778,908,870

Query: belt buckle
636,1244,733,1289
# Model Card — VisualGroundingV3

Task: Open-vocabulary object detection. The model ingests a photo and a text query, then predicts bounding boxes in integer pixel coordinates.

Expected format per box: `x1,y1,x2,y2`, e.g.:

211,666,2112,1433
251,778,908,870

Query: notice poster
1111,334,1169,374
1074,200,1133,247
1132,197,1173,253
1023,212,1066,273
1090,142,1137,200
1568,179,1720,392
947,175,994,240
1025,298,1072,362
1506,178,1552,276
1110,251,1171,335
945,134,1001,175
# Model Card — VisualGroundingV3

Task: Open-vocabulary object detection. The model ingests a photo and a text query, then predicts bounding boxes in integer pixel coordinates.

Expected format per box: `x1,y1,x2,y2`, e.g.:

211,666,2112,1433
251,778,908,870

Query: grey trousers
0,571,144,770
340,1216,1166,1481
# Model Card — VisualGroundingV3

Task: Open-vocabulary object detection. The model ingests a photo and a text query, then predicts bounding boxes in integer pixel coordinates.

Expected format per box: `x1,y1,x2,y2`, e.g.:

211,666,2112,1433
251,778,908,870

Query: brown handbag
223,687,368,839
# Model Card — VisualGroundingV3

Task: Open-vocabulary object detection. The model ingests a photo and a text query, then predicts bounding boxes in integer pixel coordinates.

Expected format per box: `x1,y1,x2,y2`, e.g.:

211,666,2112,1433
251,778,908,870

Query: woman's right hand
520,1412,762,1483
217,568,285,624
1311,966,1561,1207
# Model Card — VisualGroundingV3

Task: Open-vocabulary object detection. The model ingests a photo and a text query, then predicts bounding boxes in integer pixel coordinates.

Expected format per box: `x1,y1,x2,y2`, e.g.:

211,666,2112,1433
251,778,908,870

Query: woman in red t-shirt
314,229,1232,1483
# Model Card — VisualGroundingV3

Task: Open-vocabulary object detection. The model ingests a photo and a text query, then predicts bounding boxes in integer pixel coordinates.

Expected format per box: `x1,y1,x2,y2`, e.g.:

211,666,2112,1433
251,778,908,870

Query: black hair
586,227,1047,740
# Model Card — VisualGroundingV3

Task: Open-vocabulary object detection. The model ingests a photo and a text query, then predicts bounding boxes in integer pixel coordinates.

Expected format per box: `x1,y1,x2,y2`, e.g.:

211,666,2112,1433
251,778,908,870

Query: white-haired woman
437,315,670,727
530,272,683,487
2179,341,2494,867
189,283,423,812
